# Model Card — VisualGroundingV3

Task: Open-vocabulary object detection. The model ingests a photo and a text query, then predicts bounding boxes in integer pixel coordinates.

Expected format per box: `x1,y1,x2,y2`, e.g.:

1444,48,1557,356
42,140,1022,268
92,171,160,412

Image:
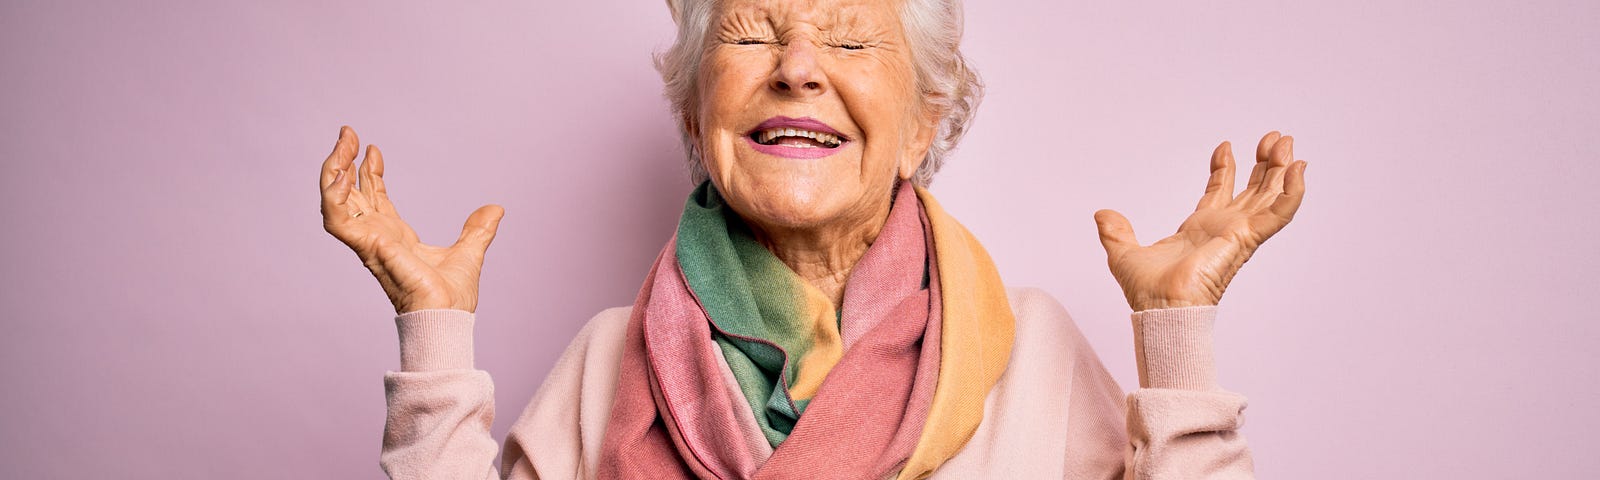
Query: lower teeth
752,135,839,148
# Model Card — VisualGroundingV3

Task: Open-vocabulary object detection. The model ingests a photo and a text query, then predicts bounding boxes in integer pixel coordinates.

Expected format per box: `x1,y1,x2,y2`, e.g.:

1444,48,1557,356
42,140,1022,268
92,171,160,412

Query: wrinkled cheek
690,64,734,177
698,53,765,112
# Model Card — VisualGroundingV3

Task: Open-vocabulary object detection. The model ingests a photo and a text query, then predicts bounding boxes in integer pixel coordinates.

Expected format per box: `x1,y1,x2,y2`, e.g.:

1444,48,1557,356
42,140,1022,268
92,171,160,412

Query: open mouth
748,127,844,149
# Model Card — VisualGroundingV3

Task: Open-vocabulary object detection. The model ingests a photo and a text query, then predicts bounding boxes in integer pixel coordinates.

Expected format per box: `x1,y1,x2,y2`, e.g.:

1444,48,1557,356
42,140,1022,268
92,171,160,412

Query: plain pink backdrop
2,0,1596,478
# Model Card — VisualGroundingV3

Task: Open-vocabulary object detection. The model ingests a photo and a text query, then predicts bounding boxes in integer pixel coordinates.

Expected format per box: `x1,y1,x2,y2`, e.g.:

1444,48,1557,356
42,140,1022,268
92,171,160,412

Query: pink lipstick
744,116,849,159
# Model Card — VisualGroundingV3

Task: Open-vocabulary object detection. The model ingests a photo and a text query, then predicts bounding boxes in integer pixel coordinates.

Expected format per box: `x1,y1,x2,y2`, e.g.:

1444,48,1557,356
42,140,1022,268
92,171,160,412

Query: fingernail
334,169,344,183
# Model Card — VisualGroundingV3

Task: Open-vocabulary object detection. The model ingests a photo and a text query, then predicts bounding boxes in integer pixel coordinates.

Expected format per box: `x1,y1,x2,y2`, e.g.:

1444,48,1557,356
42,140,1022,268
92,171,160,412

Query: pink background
2,0,1596,477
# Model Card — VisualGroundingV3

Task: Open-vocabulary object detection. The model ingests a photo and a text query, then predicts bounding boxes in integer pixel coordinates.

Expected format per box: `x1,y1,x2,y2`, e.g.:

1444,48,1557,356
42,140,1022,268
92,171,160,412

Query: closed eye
736,38,768,45
838,43,867,50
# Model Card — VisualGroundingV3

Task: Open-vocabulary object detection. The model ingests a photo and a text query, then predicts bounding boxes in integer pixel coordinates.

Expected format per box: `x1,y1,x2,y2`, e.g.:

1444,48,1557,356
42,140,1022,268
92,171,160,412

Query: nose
769,41,827,98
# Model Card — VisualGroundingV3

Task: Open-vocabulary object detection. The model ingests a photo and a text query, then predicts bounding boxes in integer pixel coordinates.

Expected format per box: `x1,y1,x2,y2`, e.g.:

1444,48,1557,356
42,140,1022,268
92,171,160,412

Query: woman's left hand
1093,131,1308,311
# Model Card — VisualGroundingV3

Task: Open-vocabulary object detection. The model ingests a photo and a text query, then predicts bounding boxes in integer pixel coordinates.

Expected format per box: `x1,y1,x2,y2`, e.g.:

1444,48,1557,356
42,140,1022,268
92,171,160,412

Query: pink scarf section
598,184,943,479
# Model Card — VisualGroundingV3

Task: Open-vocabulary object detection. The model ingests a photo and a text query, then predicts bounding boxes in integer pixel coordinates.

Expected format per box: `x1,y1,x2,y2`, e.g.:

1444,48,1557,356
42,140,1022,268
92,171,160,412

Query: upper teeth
756,128,842,147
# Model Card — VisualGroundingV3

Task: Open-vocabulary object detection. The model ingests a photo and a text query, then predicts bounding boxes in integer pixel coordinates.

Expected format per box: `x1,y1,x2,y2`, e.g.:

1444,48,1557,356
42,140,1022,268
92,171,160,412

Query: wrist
1130,296,1216,312
1131,306,1220,390
396,292,469,315
395,309,477,371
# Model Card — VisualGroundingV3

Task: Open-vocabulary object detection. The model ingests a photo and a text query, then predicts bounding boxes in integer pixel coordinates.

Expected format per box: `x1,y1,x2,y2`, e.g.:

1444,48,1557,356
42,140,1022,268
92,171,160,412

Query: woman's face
691,0,937,235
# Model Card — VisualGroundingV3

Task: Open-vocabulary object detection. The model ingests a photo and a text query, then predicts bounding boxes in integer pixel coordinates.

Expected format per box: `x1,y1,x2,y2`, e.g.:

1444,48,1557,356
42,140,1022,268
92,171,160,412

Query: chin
707,138,891,232
721,174,862,231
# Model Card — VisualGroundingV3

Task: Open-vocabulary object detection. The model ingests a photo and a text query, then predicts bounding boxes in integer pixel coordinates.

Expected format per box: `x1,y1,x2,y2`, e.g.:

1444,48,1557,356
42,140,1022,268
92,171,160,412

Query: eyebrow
715,3,892,44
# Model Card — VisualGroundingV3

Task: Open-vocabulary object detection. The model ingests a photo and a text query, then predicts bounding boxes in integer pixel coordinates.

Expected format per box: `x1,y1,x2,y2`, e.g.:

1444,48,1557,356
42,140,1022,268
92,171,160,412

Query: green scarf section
676,181,843,447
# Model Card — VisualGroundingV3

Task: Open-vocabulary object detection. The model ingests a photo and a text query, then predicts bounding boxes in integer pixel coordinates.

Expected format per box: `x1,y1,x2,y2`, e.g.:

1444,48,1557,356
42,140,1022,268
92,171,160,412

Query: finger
1196,141,1235,210
452,204,506,258
323,156,373,222
1250,160,1307,239
1093,209,1140,259
1255,135,1294,198
321,159,356,223
1242,131,1281,194
320,125,359,191
359,144,395,214
345,177,376,216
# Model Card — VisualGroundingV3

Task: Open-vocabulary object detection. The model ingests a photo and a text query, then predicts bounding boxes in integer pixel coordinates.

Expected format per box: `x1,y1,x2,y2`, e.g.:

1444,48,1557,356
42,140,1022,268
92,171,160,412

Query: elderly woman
320,0,1307,478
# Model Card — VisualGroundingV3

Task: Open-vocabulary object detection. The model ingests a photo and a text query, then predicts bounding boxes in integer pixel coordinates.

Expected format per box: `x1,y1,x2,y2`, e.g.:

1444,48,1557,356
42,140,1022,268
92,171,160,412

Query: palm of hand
1095,132,1308,311
320,126,504,314
344,206,488,314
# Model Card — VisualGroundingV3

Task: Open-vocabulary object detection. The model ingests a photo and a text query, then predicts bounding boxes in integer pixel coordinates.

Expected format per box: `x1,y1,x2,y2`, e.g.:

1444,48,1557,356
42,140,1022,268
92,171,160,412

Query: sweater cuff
395,309,477,372
1131,305,1219,390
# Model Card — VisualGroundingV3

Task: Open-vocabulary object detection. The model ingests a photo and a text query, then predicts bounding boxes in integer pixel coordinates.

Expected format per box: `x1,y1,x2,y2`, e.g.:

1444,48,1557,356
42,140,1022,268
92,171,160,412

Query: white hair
657,0,984,187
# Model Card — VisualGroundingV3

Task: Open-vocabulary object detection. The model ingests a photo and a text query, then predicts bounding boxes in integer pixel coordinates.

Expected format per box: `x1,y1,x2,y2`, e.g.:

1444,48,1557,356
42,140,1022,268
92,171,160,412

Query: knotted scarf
599,180,1015,480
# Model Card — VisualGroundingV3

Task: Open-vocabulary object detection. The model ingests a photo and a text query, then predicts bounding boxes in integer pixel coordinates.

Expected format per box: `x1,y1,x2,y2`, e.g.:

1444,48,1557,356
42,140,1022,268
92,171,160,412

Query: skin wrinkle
691,0,938,308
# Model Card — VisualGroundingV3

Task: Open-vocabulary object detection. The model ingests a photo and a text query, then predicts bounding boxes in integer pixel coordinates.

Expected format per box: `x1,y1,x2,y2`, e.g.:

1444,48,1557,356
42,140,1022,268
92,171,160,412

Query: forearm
1123,306,1255,479
1133,306,1221,390
379,310,506,480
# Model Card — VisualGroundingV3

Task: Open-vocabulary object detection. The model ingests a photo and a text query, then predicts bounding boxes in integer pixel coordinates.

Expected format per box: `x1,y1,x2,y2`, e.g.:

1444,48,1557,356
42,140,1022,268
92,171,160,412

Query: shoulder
503,305,635,477
1004,286,1067,317
535,306,633,396
1000,286,1104,368
934,287,1125,477
575,305,632,347
1003,286,1087,341
550,305,634,376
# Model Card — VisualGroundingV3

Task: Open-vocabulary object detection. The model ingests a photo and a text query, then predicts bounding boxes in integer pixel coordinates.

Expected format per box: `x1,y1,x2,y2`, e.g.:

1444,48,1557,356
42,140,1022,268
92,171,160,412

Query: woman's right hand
319,126,505,314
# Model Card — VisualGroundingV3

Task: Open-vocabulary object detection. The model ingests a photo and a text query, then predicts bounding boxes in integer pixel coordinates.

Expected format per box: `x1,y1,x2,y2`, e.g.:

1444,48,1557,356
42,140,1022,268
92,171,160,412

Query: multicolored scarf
599,180,1015,479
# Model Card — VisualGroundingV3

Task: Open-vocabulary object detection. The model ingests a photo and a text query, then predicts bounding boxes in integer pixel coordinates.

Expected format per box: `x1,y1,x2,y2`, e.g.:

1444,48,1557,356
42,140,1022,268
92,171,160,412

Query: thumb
1093,209,1139,258
453,204,506,257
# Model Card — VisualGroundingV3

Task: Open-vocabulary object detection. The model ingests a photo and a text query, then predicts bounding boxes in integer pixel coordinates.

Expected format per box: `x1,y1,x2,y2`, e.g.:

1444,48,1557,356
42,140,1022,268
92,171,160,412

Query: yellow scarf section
898,186,1018,479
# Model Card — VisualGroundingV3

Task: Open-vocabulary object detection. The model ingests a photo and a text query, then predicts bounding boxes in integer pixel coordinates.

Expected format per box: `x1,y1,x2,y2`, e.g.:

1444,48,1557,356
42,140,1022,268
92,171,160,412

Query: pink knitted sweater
379,287,1255,479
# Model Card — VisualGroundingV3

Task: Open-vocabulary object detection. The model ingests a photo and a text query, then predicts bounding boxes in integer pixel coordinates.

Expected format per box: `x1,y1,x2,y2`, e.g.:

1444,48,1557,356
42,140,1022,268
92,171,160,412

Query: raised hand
1093,131,1308,311
319,126,505,314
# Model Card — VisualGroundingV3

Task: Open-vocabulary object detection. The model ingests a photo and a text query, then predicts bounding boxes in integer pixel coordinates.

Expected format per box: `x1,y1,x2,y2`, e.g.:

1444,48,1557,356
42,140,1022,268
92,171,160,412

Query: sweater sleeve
379,309,510,479
379,308,629,480
1120,306,1256,479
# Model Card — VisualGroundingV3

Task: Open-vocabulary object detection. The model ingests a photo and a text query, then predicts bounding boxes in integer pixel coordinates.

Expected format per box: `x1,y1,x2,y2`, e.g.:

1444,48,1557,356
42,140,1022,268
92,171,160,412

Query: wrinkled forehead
712,0,904,33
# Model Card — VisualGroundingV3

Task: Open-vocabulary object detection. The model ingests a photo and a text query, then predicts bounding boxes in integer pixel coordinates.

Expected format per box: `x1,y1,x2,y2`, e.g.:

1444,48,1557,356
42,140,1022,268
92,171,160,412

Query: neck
748,208,889,310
